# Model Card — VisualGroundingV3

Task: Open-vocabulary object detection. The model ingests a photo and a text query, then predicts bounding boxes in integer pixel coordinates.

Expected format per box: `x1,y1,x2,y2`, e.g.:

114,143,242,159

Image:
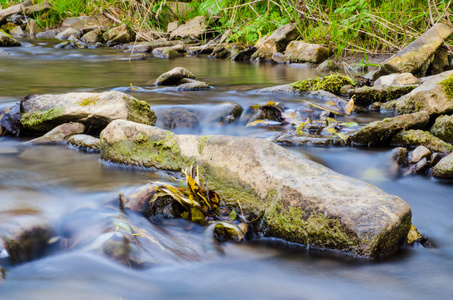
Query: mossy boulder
349,112,430,146
20,91,156,134
380,23,452,76
432,153,453,179
251,23,298,61
317,59,339,73
349,85,418,106
284,41,328,64
430,114,453,142
381,71,453,115
391,130,453,153
0,31,20,46
100,120,412,259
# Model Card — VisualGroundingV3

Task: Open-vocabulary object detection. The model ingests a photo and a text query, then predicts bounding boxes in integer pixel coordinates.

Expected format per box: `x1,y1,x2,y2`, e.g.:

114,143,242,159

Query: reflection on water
0,41,452,299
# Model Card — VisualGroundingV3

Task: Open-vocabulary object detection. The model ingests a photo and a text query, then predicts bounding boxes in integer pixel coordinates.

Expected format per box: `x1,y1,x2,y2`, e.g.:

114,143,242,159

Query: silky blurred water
0,40,452,299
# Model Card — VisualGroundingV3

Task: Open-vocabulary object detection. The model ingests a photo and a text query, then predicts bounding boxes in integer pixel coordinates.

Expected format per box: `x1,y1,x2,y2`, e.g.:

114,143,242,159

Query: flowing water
0,40,452,299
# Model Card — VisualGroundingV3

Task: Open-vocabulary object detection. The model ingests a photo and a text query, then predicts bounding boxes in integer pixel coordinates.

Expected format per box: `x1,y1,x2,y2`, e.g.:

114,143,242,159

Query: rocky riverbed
0,3,453,298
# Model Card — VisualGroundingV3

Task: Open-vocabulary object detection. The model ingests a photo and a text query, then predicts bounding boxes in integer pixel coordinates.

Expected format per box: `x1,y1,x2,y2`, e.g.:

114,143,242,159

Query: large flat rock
20,91,156,133
100,120,412,259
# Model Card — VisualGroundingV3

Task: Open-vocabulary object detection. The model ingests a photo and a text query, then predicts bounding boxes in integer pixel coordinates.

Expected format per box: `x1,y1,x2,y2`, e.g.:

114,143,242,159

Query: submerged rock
154,67,196,85
349,112,429,146
209,102,243,125
432,152,453,179
28,122,85,144
274,131,344,146
20,91,156,134
284,41,328,64
391,130,453,153
247,101,284,124
380,23,452,76
392,147,408,165
156,108,199,129
430,114,453,143
381,70,453,115
251,23,298,61
68,134,100,152
100,120,412,259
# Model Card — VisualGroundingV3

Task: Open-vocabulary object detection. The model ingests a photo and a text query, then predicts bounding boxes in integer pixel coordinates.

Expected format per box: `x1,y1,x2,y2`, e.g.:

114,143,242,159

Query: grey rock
380,23,452,76
36,30,57,39
432,152,453,178
170,16,206,40
408,146,431,163
274,131,344,146
412,157,429,174
55,28,82,40
430,152,442,168
154,67,196,85
349,85,417,106
24,19,43,36
9,25,24,37
156,108,199,129
285,41,329,63
0,104,21,135
230,47,256,61
430,114,453,143
374,73,421,87
20,91,156,134
106,24,135,45
209,102,243,125
271,52,288,64
251,23,298,61
317,59,339,73
349,111,430,146
381,70,453,116
159,48,181,59
391,130,453,154
392,147,408,165
28,122,85,144
167,20,178,33
68,134,100,152
100,120,412,259
152,43,185,54
428,46,450,75
61,15,112,31
175,79,209,91
0,31,20,46
81,30,102,44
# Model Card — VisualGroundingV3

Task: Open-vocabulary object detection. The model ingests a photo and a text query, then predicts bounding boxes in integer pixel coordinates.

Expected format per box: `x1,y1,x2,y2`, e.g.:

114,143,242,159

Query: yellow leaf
246,120,270,127
336,132,346,141
130,83,137,91
301,100,345,116
296,118,310,134
344,98,354,115
327,128,337,134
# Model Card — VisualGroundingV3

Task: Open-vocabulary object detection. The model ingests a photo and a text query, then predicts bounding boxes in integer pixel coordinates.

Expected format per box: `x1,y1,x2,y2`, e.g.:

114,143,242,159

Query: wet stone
412,157,429,174
408,146,431,164
430,152,442,168
156,108,199,129
392,147,408,165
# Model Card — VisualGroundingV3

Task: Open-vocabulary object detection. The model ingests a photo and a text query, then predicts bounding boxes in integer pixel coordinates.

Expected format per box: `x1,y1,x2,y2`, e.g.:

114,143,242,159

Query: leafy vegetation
2,0,452,56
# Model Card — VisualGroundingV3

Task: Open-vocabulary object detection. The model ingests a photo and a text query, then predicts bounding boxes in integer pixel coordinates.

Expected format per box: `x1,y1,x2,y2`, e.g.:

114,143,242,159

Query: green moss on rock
126,97,156,126
439,74,453,99
391,129,453,153
291,74,356,95
101,130,193,170
20,107,65,132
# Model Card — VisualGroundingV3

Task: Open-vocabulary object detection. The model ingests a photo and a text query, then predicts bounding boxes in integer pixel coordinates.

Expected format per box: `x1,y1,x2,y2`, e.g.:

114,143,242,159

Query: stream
0,40,452,299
